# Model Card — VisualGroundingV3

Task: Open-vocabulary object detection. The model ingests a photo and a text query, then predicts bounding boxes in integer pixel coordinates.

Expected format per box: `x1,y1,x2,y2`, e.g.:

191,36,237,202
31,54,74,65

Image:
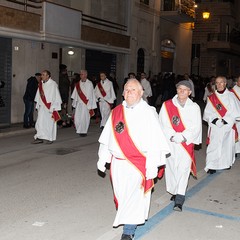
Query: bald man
97,79,170,240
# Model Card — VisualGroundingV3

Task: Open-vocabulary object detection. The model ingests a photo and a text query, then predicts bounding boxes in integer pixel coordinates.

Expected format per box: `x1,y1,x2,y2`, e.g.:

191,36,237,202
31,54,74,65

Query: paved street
0,121,239,240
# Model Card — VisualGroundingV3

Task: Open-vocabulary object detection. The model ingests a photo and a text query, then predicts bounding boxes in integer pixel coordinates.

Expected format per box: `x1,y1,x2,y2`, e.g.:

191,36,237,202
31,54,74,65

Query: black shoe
170,195,176,201
225,166,231,170
121,234,134,240
79,133,87,137
173,204,182,212
31,138,43,144
100,126,104,130
207,169,216,174
45,140,53,144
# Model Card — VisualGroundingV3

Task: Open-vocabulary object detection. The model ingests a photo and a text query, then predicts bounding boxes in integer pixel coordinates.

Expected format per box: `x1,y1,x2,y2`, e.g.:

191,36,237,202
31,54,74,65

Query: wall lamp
68,49,75,55
202,10,210,20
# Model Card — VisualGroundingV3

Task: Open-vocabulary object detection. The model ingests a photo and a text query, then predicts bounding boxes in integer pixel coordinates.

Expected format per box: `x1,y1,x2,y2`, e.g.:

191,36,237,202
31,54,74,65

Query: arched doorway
161,39,175,73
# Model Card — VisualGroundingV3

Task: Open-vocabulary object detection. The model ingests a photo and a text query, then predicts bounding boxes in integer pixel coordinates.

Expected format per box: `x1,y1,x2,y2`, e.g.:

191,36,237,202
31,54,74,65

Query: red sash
208,93,227,117
208,93,238,142
97,82,113,109
76,82,95,117
97,82,106,97
230,88,240,101
111,105,154,194
39,81,61,122
164,100,197,178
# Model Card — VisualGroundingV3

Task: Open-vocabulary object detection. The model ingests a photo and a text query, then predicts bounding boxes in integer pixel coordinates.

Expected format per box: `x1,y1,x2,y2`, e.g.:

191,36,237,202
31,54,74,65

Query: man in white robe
97,79,170,240
140,72,152,104
230,76,240,155
71,70,97,137
95,72,116,129
159,80,202,212
204,76,240,173
32,70,62,144
184,73,195,100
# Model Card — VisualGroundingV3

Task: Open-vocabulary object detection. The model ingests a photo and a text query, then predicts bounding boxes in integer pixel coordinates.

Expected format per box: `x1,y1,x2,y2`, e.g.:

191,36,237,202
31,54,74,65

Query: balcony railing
161,0,195,23
4,0,127,33
6,0,42,11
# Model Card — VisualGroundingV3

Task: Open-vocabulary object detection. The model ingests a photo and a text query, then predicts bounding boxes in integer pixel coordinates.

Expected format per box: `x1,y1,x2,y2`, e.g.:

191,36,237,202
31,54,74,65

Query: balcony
207,31,240,55
161,0,195,23
0,1,130,51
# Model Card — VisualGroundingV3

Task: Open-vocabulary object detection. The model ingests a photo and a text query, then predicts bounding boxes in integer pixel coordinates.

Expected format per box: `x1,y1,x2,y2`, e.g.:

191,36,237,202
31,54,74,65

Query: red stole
230,88,240,101
97,82,106,97
208,93,238,142
39,81,61,122
97,82,113,109
111,105,154,194
164,99,197,178
76,82,95,117
208,93,227,117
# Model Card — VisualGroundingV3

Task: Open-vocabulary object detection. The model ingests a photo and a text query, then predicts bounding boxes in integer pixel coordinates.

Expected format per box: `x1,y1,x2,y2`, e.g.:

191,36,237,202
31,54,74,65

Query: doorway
0,37,12,128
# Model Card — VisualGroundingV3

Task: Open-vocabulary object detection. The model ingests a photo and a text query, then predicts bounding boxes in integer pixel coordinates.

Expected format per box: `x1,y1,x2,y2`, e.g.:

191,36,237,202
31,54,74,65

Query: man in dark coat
23,73,41,128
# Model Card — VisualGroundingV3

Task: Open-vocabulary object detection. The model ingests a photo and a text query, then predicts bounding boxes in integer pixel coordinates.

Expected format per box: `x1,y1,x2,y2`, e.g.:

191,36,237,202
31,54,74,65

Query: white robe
71,80,97,134
94,79,116,128
203,89,240,171
159,95,202,195
231,85,240,154
141,78,152,103
97,99,170,227
34,79,62,141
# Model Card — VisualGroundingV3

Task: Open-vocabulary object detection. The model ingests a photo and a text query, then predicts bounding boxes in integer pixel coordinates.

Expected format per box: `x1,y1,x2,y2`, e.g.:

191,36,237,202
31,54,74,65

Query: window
140,0,149,5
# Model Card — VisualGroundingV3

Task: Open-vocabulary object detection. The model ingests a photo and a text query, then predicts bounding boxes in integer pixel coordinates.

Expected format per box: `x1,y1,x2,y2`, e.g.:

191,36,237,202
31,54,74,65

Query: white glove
97,161,106,173
146,167,158,180
172,132,184,143
216,119,224,128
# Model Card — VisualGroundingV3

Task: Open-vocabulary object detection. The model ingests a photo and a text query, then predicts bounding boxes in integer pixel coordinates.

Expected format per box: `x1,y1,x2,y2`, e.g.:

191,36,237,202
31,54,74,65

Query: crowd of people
22,67,240,240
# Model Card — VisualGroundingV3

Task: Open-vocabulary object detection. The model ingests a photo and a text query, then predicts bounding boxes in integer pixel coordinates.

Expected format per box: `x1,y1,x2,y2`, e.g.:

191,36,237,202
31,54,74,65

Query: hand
146,167,158,180
172,132,184,143
97,161,106,173
216,119,224,128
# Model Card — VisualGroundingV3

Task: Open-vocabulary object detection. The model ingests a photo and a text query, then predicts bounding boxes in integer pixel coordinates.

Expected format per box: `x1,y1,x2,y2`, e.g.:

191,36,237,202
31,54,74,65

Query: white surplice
94,79,116,128
71,80,97,134
203,89,240,171
231,85,240,154
140,78,152,103
34,79,62,141
97,99,170,227
159,95,202,195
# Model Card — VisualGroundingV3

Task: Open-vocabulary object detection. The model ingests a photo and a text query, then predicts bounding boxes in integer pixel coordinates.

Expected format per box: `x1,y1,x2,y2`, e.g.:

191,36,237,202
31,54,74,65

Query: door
0,37,12,128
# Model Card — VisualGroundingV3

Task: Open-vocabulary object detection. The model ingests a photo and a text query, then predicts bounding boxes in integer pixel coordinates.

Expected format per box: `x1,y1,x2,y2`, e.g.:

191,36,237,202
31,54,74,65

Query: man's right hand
97,161,106,173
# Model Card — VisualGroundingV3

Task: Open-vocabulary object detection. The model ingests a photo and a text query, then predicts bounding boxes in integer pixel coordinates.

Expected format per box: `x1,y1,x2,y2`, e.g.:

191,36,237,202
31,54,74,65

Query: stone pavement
0,121,239,240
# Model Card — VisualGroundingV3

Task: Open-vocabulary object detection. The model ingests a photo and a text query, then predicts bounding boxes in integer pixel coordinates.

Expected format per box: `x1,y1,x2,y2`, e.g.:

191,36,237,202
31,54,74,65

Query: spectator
59,64,70,112
23,73,41,128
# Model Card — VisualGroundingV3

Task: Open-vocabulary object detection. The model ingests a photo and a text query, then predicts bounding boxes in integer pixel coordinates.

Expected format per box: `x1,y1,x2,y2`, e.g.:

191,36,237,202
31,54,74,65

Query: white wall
11,39,60,123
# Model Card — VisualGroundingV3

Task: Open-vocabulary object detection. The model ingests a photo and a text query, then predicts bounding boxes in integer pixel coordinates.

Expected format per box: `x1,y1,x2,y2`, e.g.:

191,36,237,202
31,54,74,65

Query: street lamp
202,10,210,19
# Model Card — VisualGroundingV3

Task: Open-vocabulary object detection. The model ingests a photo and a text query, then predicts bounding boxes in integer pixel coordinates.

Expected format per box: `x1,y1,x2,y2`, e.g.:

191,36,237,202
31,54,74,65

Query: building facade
0,0,195,126
192,0,240,77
